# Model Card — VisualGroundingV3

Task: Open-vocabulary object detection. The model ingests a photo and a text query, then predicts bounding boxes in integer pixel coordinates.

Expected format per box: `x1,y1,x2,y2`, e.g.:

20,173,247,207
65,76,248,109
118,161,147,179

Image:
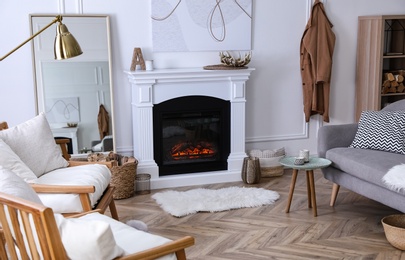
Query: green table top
279,156,331,170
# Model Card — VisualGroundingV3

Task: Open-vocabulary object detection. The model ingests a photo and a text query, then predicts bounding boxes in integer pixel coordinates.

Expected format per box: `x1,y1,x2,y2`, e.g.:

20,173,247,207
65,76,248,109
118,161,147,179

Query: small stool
279,157,331,217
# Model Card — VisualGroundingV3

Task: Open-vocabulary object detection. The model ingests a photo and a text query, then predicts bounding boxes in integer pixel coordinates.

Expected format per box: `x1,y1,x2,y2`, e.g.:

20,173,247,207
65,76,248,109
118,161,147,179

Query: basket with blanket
248,148,285,177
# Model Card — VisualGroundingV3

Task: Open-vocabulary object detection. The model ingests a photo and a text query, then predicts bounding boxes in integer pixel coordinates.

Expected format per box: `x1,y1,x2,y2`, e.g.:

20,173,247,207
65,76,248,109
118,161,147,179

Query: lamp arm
0,15,62,61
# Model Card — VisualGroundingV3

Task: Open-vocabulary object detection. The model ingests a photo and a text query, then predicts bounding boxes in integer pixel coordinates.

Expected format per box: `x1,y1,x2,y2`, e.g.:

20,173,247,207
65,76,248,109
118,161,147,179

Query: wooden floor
112,169,404,259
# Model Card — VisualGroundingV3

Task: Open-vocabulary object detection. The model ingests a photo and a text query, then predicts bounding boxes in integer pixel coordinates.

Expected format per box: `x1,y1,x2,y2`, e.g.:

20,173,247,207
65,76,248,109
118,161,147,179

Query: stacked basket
249,148,285,177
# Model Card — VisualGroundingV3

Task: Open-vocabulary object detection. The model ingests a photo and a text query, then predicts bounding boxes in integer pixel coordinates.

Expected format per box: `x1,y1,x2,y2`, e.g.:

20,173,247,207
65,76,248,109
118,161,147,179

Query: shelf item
356,15,405,120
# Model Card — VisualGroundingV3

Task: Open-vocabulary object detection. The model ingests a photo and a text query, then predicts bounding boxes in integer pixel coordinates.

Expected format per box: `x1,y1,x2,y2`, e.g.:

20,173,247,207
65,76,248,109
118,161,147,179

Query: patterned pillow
349,111,405,154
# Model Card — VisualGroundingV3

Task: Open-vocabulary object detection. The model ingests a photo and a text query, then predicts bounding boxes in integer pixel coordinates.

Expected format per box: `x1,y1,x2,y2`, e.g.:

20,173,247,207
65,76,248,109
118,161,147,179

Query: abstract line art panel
45,97,80,123
152,0,252,52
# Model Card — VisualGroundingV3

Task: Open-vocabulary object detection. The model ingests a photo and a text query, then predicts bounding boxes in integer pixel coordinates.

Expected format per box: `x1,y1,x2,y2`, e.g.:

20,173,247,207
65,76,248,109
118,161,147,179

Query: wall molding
246,121,309,143
58,0,83,14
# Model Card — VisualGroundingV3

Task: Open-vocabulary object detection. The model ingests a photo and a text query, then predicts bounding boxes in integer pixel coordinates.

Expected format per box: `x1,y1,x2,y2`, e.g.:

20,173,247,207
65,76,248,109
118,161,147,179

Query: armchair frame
0,121,119,220
0,192,194,260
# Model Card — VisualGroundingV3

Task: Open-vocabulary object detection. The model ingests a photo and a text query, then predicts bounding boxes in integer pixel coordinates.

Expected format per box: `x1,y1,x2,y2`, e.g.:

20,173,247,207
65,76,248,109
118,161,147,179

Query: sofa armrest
30,184,95,194
317,123,358,158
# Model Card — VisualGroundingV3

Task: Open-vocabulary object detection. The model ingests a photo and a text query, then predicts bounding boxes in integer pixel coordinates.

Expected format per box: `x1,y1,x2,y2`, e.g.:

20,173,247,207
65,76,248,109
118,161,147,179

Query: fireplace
125,67,254,189
153,96,230,175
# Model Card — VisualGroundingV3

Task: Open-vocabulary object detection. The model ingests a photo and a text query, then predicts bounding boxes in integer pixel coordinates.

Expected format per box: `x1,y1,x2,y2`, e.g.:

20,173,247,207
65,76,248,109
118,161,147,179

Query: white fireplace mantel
125,67,255,189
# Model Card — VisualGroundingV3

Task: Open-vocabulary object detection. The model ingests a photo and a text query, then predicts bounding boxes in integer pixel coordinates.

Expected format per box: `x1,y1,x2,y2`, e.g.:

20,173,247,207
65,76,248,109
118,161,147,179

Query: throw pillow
350,111,405,154
0,113,68,177
54,213,125,259
0,166,42,205
0,139,37,182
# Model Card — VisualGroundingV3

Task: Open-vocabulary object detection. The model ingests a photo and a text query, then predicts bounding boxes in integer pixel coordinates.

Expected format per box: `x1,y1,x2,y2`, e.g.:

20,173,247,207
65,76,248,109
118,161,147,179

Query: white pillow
0,113,68,177
0,139,37,182
0,166,42,205
54,213,125,259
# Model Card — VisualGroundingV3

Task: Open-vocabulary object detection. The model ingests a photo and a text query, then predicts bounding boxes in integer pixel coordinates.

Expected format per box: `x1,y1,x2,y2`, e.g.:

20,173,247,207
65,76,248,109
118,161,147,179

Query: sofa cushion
54,213,125,259
0,113,68,177
0,166,42,205
0,139,37,182
78,212,176,259
326,147,405,190
349,110,405,154
32,164,111,213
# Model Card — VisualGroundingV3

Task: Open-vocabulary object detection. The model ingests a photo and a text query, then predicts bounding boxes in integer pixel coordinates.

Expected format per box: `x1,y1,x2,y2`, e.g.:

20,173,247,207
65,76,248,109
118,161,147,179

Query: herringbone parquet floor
113,169,404,259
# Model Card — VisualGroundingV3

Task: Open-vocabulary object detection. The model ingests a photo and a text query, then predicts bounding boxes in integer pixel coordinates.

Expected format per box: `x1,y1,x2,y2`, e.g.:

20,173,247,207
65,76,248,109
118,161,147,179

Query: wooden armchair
0,192,194,260
0,121,119,220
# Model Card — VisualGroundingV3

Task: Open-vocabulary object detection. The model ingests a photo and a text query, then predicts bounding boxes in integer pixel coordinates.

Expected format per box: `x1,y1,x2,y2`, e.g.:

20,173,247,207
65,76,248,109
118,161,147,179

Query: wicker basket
110,160,138,199
381,214,405,250
249,148,285,178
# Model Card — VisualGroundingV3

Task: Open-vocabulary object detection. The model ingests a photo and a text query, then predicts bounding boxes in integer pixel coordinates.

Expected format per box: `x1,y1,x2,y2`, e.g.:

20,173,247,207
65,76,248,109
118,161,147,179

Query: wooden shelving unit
355,15,405,120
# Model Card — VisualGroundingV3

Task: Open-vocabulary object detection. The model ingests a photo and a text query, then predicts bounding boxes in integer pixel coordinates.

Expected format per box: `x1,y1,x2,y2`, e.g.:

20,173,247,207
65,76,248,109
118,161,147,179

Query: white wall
1,0,405,157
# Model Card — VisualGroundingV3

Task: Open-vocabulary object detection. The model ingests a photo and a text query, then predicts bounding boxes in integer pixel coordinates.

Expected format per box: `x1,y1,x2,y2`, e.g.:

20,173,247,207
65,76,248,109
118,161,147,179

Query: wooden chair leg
109,200,119,220
330,183,340,207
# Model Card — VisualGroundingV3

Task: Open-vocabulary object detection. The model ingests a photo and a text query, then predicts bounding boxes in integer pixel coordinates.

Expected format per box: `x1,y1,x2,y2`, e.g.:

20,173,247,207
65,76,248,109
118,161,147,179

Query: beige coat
300,0,335,122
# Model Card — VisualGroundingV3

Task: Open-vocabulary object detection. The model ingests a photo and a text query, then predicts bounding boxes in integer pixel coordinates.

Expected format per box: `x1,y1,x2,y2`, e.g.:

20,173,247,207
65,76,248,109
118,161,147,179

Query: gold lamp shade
54,23,83,60
1,15,83,61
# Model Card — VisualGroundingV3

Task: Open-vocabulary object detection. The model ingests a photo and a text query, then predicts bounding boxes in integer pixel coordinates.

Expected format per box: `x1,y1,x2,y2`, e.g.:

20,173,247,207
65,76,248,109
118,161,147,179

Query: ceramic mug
294,157,305,165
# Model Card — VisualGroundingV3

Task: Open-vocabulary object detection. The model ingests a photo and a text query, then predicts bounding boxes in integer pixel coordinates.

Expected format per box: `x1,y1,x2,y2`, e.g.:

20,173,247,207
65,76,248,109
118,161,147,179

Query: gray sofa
317,100,405,213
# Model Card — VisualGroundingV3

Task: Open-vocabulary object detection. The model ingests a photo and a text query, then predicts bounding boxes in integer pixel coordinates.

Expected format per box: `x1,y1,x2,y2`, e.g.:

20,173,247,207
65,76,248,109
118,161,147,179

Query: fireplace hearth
125,67,254,189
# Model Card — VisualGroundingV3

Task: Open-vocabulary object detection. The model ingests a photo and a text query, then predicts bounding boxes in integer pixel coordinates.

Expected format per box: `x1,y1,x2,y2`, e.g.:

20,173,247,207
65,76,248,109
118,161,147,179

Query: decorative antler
219,51,252,67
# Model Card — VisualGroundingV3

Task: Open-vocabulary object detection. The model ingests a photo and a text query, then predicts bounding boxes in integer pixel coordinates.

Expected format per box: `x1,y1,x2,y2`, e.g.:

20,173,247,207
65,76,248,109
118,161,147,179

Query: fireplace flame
171,141,216,160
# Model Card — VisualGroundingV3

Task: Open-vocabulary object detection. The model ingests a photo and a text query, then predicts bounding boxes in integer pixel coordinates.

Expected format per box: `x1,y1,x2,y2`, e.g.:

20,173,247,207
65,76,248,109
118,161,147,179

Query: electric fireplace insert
153,96,230,176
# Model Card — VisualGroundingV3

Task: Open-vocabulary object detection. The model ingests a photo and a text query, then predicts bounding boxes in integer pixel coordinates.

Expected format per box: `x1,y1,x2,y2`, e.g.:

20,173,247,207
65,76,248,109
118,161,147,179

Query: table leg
307,170,317,217
286,169,298,213
306,171,312,208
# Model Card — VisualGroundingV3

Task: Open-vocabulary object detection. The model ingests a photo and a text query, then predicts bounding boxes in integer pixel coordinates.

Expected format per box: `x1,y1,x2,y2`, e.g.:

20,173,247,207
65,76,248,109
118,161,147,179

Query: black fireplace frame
153,96,230,176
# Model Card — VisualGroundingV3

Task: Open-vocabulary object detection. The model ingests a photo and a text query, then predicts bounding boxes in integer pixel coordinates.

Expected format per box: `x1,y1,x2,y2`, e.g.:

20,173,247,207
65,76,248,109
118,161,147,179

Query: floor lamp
0,15,82,61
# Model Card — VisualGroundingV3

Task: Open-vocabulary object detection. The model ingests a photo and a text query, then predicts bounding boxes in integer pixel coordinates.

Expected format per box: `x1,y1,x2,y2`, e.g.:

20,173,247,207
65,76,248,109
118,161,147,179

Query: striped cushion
350,111,405,154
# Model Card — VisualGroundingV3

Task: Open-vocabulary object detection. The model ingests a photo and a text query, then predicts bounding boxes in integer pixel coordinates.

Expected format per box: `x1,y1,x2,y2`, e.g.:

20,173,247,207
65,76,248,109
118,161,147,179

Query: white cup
299,149,310,162
294,157,305,165
145,60,153,71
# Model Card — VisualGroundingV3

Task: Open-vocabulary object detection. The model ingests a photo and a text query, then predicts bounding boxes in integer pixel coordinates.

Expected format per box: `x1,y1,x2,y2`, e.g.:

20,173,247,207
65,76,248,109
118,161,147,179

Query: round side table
279,156,331,217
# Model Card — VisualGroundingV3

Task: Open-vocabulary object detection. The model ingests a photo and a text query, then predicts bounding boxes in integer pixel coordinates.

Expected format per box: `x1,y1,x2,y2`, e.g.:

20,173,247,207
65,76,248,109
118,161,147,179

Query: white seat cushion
33,164,111,213
78,213,176,260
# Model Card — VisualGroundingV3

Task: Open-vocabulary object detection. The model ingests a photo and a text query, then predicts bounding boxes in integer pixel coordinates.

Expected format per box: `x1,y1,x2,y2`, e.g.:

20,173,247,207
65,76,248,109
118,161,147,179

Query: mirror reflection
30,14,114,155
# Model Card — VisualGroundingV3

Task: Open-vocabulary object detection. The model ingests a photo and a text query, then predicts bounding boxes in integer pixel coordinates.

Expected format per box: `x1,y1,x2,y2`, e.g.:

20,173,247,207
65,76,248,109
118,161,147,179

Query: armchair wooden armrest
31,183,95,214
117,236,195,260
68,160,118,169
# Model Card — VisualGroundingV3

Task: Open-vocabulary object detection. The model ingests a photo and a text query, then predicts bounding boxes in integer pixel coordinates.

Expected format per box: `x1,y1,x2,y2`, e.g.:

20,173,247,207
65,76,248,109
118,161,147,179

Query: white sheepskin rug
382,164,405,193
152,186,280,217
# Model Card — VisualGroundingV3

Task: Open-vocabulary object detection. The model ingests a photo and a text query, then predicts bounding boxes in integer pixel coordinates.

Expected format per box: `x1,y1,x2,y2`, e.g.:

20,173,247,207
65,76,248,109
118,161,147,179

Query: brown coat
97,104,109,139
300,0,335,122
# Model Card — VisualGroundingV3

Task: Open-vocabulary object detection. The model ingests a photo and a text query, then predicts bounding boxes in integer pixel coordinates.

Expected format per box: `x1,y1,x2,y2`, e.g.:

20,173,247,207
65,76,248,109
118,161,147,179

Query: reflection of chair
0,114,119,220
0,191,194,259
91,135,114,152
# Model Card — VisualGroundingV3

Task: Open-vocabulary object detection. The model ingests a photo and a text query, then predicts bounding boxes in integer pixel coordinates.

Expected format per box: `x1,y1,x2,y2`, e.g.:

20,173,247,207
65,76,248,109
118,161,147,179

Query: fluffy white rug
152,186,280,217
382,164,405,193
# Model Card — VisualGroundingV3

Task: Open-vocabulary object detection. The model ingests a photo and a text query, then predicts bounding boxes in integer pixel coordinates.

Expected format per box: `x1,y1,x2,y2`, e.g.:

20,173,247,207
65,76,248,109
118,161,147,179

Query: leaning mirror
30,14,115,155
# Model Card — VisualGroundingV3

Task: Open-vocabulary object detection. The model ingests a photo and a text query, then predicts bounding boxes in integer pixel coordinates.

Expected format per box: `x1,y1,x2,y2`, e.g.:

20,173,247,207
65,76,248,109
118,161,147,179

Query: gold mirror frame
30,14,115,154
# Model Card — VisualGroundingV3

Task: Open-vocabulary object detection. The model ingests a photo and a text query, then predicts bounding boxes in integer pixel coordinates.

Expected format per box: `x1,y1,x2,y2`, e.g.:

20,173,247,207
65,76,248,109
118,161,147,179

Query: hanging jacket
97,104,109,139
300,0,335,122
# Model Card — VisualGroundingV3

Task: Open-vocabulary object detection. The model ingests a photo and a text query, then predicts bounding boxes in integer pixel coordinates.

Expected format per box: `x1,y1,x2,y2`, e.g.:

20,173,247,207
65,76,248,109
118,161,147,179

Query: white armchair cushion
54,214,125,259
0,139,37,182
33,164,111,213
0,166,42,205
78,213,176,259
0,113,68,177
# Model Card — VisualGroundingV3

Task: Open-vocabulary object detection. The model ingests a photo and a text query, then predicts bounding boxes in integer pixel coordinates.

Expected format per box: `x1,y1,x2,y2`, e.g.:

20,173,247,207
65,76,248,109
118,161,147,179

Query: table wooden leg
306,171,312,208
286,169,298,213
307,170,317,217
